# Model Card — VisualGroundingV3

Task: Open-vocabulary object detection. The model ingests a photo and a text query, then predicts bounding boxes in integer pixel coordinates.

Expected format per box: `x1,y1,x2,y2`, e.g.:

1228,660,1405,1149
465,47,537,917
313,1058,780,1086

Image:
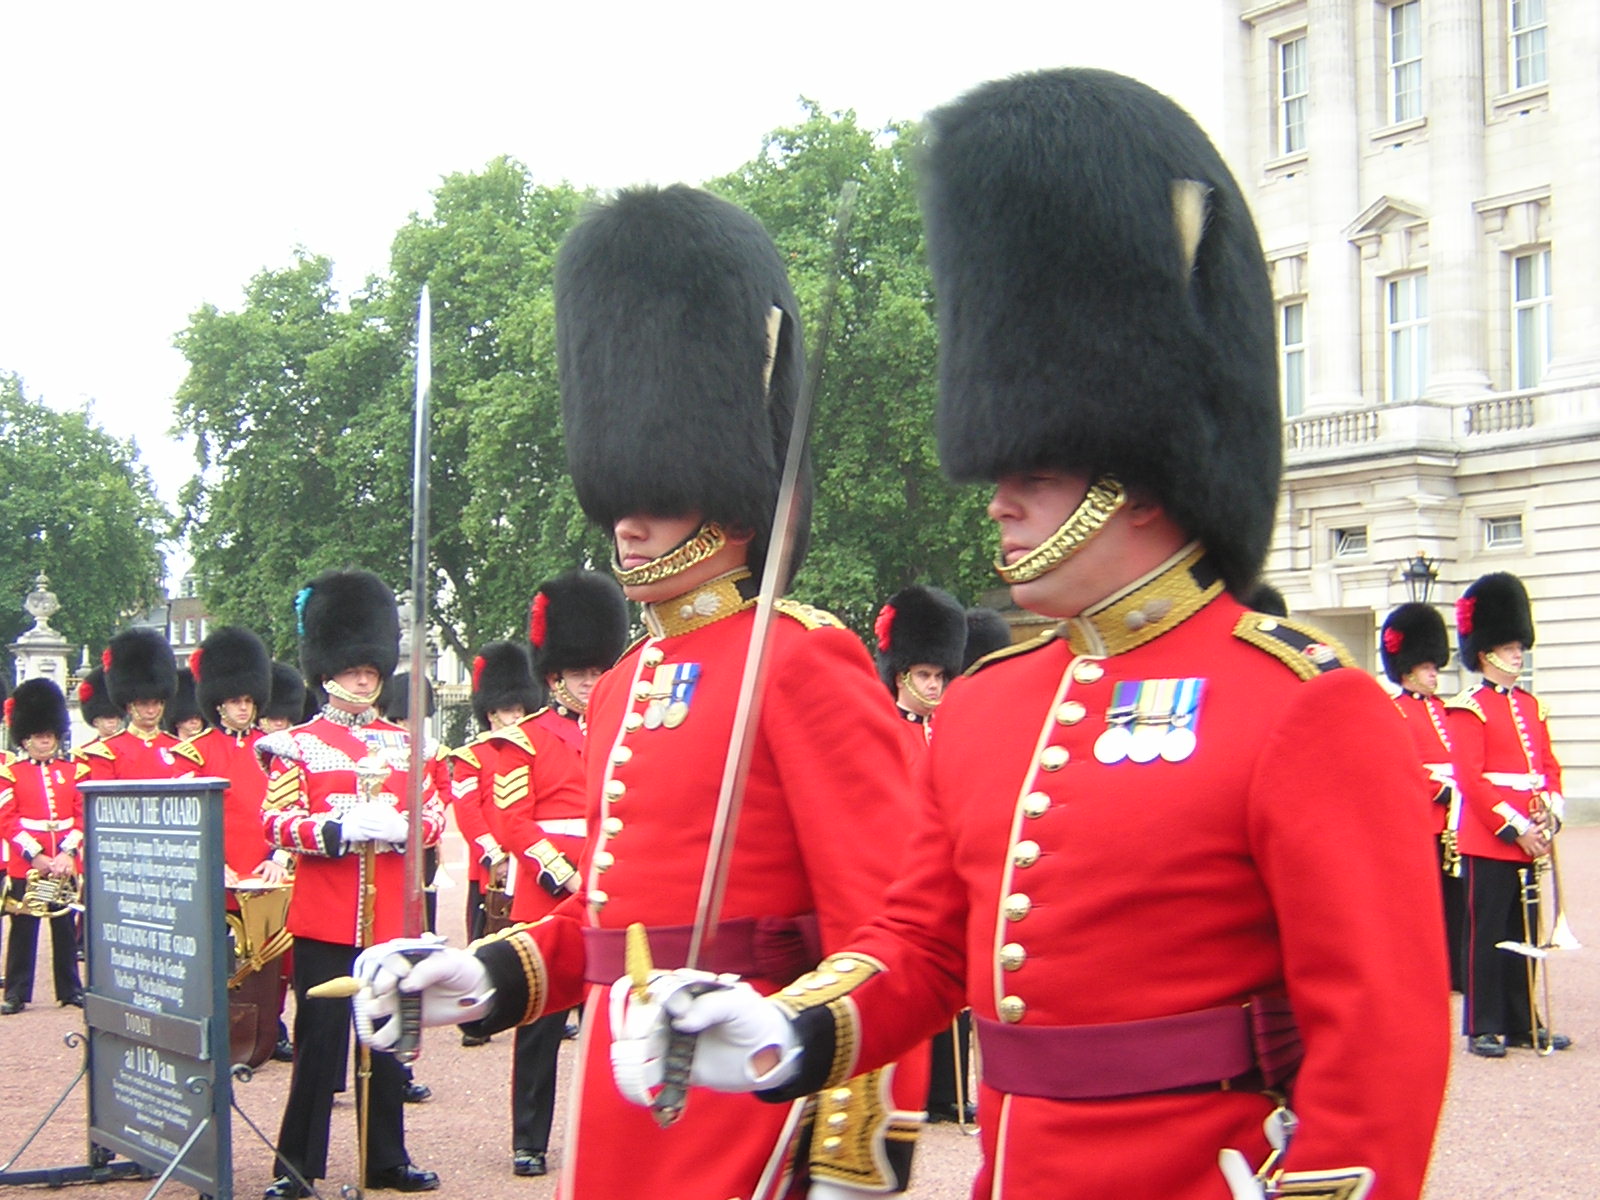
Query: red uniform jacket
448,732,500,888
767,550,1451,1200
888,704,932,773
78,728,182,781
1391,690,1456,836
1,756,85,877
172,725,279,901
1447,682,1563,863
479,710,587,924
258,712,444,946
467,571,925,1199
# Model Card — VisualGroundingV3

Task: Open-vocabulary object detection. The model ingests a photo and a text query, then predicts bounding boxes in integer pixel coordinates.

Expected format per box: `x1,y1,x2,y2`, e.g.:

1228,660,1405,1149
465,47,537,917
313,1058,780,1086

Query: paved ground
4,824,1597,1198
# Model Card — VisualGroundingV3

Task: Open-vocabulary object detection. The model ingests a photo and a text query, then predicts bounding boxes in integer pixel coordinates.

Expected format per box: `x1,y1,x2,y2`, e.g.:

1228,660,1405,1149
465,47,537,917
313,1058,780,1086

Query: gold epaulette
1232,614,1355,681
488,725,535,757
0,762,14,784
966,626,1056,676
774,598,845,631
171,738,205,766
77,741,116,762
1445,689,1484,721
1537,695,1550,722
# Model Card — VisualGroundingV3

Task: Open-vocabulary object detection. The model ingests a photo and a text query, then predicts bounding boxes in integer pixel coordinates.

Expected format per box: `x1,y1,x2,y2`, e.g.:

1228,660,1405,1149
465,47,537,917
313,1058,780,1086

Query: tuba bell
4,869,83,919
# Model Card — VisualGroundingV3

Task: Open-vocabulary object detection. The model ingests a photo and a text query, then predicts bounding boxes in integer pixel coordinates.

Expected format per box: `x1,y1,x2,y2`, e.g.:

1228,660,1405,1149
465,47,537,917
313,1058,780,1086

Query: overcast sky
1,1,1227,536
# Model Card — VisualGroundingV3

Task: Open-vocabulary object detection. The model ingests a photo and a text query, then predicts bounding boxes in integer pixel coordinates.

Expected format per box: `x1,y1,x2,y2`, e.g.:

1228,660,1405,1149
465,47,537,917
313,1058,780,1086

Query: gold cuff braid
994,475,1126,584
611,522,728,587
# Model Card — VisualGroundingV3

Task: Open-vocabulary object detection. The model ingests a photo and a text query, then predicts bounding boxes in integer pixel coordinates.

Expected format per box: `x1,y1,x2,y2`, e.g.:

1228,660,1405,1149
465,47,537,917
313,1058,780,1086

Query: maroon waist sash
975,992,1301,1101
581,914,821,986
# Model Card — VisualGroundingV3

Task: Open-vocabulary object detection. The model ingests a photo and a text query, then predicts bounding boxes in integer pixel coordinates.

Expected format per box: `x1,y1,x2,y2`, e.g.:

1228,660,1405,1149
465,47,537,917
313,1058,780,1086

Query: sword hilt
649,979,724,1128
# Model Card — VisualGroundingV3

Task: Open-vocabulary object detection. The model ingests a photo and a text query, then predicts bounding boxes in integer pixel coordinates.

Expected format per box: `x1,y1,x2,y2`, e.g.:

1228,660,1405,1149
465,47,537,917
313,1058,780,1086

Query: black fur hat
1245,582,1289,618
471,641,541,728
296,570,399,686
922,69,1279,595
193,626,272,724
556,185,811,584
264,662,307,724
162,668,202,737
962,607,1014,671
77,666,121,725
1380,603,1450,684
8,677,70,746
1456,572,1534,672
873,585,967,693
380,672,436,721
105,626,178,709
529,570,630,679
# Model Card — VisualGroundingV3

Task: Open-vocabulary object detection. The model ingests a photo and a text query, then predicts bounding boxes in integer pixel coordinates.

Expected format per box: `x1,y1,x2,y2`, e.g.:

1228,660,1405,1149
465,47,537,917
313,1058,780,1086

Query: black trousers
465,879,487,944
3,876,82,1004
1460,855,1538,1038
275,938,410,1181
511,1010,568,1153
1439,841,1466,993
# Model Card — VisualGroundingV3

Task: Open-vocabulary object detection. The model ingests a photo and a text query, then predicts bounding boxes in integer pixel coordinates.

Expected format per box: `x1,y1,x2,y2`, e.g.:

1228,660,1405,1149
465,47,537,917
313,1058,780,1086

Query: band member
260,570,444,1197
78,627,182,780
76,667,124,744
873,585,965,768
355,185,926,1200
472,639,586,1177
163,667,205,740
1381,602,1465,990
446,650,522,958
259,663,308,735
1,678,85,1013
632,71,1450,1200
1446,571,1571,1058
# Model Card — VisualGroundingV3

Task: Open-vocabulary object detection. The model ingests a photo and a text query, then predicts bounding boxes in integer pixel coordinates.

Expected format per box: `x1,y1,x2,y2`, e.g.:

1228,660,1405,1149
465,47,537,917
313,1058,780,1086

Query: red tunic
1447,682,1563,863
471,572,925,1200
1390,690,1456,836
780,552,1450,1200
448,733,500,887
479,711,587,924
888,704,932,773
172,725,276,900
0,757,85,877
78,728,182,781
258,713,444,946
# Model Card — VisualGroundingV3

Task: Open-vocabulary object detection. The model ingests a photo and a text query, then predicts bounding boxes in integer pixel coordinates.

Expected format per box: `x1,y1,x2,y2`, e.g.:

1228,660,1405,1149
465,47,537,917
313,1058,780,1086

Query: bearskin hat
380,672,435,721
1245,582,1289,618
162,668,202,737
192,626,272,724
77,666,121,725
296,570,399,686
8,677,70,746
922,69,1279,595
471,641,541,728
1380,602,1450,684
873,585,967,694
264,662,307,724
105,626,178,709
1456,572,1534,672
962,607,1014,672
556,184,811,584
529,570,630,679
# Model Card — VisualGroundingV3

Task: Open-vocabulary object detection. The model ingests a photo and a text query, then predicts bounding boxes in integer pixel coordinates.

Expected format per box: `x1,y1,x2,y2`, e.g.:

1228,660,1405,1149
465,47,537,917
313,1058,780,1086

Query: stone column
1304,0,1364,410
1423,0,1493,397
1542,0,1600,383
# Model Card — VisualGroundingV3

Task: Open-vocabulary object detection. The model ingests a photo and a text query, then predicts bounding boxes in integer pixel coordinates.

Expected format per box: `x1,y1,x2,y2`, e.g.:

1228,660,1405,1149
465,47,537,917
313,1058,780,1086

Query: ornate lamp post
1401,553,1439,604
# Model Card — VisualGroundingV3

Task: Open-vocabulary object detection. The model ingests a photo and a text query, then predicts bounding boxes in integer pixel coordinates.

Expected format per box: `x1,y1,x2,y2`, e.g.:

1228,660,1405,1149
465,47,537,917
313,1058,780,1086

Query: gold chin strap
898,671,944,712
323,676,378,707
994,476,1126,585
1483,650,1521,679
550,677,587,715
612,521,728,588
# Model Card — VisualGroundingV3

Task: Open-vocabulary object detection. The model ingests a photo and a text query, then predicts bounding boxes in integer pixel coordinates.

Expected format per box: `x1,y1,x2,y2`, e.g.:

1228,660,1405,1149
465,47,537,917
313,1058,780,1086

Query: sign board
81,779,232,1199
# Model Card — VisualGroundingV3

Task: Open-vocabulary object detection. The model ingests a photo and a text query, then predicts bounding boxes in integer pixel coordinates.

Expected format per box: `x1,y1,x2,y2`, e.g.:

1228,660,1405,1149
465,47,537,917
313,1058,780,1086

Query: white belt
19,817,75,832
537,818,586,837
1484,771,1544,791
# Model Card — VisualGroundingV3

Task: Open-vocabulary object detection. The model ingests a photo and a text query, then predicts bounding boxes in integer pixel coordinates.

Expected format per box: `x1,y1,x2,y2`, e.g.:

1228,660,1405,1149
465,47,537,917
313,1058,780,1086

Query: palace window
1483,515,1524,550
1278,35,1308,155
1511,249,1552,389
1510,0,1548,89
1280,301,1306,417
1388,2,1424,124
1332,527,1369,559
1386,272,1429,402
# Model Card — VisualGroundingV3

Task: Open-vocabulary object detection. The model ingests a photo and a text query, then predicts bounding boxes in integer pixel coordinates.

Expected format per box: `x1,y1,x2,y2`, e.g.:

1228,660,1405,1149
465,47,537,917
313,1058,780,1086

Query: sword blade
403,284,432,945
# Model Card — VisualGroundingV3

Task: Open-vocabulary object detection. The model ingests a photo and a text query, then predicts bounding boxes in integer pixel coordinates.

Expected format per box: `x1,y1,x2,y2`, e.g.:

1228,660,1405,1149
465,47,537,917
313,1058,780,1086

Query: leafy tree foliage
0,373,167,664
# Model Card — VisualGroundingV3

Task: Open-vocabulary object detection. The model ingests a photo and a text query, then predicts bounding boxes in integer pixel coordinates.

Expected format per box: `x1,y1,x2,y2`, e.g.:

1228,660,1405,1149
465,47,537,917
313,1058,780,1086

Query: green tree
0,373,168,663
711,102,997,634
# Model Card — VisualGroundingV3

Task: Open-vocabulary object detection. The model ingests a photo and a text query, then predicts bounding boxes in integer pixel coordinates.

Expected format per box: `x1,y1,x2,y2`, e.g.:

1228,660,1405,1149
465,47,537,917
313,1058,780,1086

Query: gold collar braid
994,476,1126,584
642,569,759,639
612,522,729,588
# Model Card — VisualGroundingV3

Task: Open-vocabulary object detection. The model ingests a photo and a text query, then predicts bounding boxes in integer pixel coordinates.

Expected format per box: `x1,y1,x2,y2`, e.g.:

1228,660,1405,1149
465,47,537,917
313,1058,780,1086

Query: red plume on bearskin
527,570,628,678
78,680,92,703
3,697,12,723
874,585,966,696
190,647,204,680
874,604,896,653
1455,572,1533,672
1383,628,1403,655
101,648,113,670
1455,596,1475,637
1379,603,1448,684
472,655,486,693
470,642,540,730
529,592,550,649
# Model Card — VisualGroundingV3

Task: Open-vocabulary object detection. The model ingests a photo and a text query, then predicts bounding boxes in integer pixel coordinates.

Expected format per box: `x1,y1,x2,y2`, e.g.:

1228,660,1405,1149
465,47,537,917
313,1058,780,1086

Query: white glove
341,803,409,845
609,970,799,1106
350,937,494,1050
809,1183,868,1200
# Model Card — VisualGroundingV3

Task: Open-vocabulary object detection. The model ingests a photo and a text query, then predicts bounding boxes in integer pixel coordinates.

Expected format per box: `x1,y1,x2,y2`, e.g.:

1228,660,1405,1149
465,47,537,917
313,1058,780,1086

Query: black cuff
1496,824,1521,846
320,821,344,856
465,937,534,1036
758,1005,836,1104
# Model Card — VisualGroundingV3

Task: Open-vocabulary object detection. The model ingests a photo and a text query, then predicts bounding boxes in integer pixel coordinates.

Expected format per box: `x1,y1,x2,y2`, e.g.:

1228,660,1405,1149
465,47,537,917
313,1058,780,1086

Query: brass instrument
226,882,294,988
5,869,82,919
1495,795,1582,1055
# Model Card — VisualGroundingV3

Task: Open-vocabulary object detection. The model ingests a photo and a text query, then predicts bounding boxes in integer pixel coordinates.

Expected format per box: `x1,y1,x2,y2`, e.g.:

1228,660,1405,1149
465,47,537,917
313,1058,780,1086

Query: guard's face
23,732,59,761
898,664,947,715
219,696,257,731
1401,663,1440,696
92,715,123,738
332,666,382,701
613,513,705,572
556,666,606,708
487,706,525,729
1482,641,1525,686
258,715,291,733
176,716,205,739
128,697,165,728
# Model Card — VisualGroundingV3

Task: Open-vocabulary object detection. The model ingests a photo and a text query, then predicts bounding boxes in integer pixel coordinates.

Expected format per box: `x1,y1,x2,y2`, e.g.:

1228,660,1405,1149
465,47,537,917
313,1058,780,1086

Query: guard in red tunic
527,569,629,757
259,570,444,1198
75,667,124,747
1380,602,1465,990
873,585,965,770
163,666,205,741
258,663,307,735
78,627,182,780
650,70,1449,1200
1445,571,1570,1058
354,185,926,1200
1,679,85,1013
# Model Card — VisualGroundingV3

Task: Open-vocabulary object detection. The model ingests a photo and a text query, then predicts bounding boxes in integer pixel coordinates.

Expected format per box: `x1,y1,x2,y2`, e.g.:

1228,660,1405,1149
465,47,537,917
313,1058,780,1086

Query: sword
650,180,860,1128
